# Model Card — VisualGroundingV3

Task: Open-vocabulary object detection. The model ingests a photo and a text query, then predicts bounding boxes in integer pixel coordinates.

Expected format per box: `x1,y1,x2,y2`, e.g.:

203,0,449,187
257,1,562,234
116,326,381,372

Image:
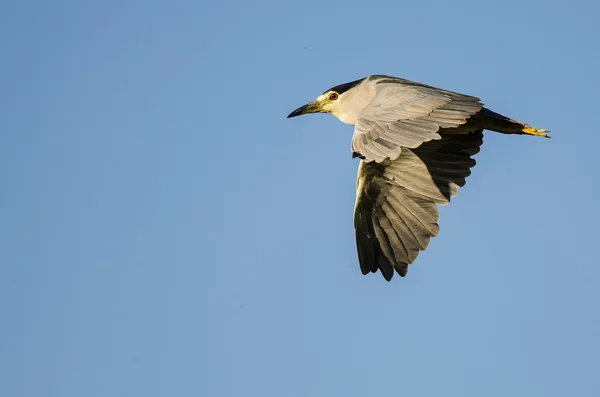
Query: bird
287,75,548,281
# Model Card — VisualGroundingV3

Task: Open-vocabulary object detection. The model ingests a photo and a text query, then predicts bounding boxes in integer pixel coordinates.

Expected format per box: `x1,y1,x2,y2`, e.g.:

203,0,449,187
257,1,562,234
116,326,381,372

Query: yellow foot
522,124,550,138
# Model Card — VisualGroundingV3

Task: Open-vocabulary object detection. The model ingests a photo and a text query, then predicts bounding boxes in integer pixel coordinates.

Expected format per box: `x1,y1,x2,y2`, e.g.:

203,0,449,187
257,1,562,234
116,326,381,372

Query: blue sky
2,0,599,396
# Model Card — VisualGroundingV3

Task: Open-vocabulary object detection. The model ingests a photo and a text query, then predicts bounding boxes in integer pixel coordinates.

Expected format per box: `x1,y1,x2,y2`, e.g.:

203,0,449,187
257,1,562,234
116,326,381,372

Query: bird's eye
329,93,339,101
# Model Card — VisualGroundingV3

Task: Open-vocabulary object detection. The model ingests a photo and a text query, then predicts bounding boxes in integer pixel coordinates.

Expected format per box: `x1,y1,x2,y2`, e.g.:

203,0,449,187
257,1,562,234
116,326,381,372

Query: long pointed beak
287,101,322,118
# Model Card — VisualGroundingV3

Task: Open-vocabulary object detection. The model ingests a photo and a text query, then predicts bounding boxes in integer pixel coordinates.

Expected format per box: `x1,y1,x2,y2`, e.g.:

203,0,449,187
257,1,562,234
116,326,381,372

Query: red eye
329,93,339,101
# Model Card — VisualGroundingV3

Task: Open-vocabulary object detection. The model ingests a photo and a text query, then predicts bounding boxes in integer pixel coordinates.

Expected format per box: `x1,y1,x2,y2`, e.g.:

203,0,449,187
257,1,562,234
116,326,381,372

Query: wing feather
351,76,483,163
353,130,483,280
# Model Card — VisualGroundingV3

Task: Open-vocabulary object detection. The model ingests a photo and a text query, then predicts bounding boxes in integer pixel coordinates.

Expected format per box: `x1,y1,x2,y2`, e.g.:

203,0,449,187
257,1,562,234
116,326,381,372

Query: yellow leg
522,124,550,138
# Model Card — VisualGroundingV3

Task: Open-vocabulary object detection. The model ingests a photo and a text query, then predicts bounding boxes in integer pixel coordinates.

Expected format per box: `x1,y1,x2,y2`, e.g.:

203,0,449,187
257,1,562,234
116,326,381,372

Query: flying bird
287,75,548,281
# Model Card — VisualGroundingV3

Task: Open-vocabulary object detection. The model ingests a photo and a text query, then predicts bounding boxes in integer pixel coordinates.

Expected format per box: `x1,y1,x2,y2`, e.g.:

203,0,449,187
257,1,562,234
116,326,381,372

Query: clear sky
2,0,599,396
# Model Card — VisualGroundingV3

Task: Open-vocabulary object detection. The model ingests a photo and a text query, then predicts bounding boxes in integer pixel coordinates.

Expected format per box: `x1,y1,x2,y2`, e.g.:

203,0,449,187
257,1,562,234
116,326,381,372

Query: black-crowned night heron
288,75,548,281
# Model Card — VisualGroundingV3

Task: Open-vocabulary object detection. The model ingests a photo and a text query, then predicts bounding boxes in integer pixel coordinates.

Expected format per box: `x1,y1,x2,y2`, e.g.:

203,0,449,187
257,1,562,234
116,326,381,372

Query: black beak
287,101,321,118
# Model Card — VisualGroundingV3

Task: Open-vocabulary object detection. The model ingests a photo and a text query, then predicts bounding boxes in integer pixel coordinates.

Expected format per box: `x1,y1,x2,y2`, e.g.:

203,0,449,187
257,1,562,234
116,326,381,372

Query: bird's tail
477,108,550,138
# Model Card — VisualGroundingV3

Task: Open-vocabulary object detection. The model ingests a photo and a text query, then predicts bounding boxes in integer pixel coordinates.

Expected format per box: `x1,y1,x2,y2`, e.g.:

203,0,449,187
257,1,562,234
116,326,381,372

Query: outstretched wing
352,77,482,163
353,130,483,281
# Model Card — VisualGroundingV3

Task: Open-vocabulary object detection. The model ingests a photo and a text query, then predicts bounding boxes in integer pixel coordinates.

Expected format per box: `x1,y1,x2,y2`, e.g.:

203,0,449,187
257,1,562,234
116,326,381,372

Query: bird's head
287,77,372,125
